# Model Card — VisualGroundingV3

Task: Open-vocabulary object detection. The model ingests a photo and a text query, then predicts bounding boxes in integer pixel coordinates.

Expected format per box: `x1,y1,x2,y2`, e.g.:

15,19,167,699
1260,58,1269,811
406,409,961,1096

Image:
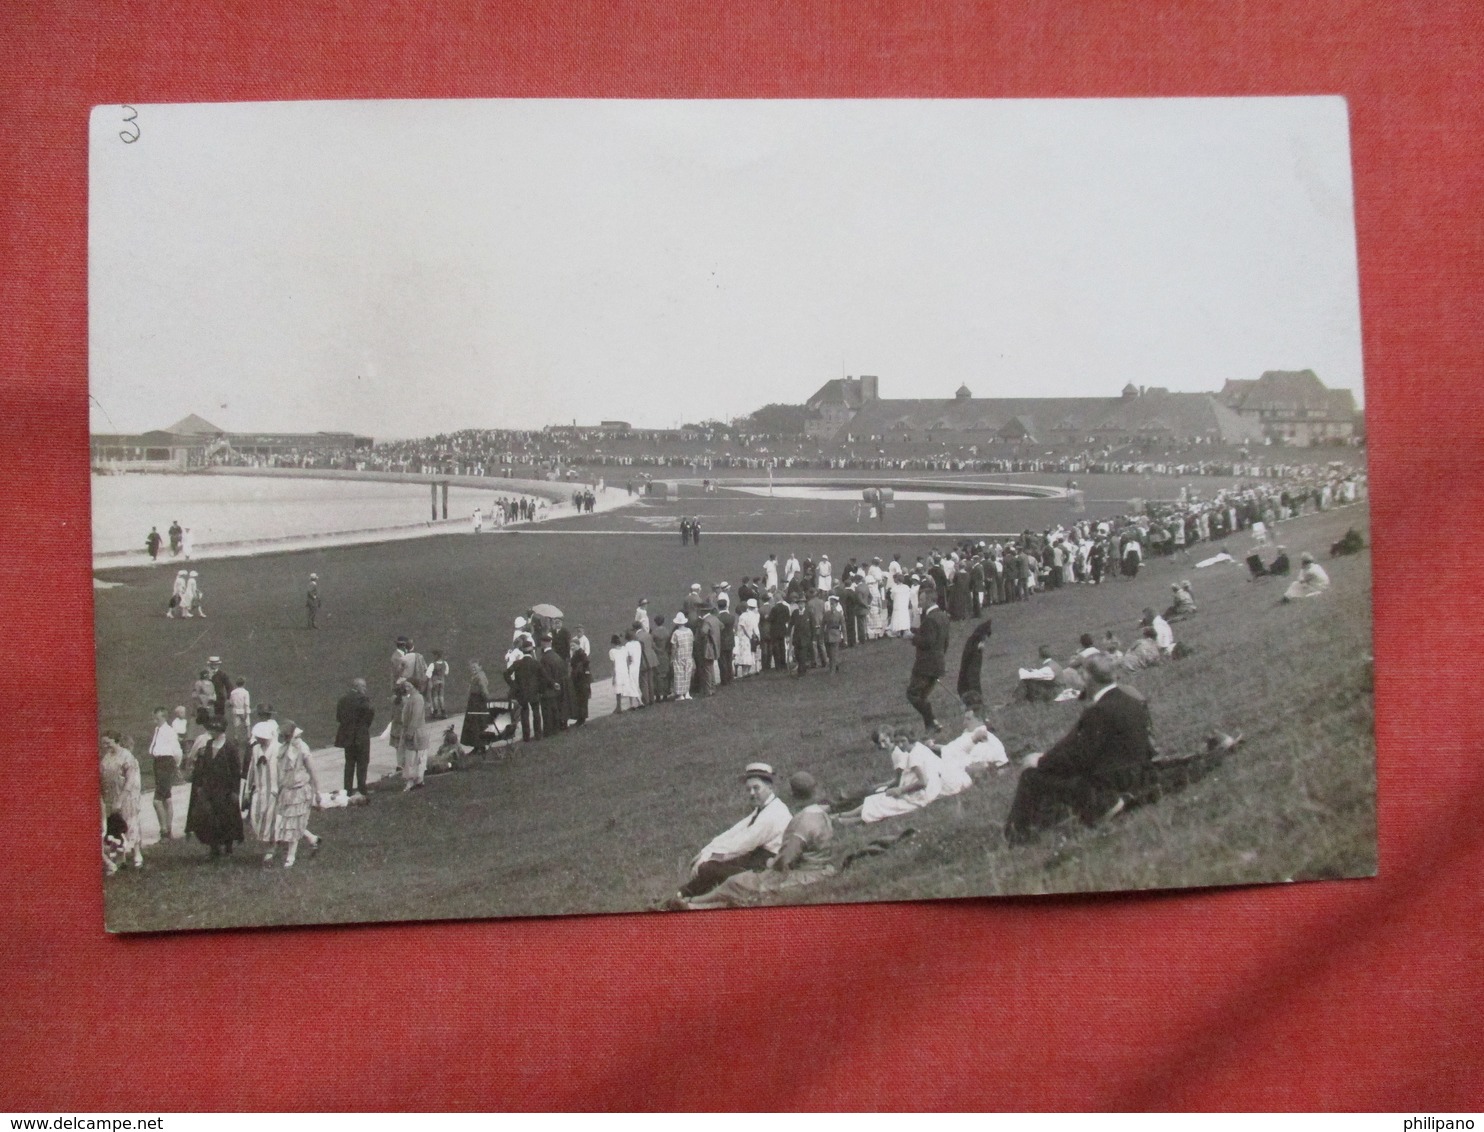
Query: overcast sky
89,97,1363,438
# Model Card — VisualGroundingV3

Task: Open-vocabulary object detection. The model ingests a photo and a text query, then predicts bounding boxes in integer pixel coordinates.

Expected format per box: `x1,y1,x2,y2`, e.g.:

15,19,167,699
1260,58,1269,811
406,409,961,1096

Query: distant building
1218,370,1360,446
801,377,1269,447
90,415,373,470
804,375,879,438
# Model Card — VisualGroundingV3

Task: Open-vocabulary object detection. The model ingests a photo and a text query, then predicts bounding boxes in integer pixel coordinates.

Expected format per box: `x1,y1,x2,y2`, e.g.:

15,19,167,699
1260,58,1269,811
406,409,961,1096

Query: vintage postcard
90,97,1374,931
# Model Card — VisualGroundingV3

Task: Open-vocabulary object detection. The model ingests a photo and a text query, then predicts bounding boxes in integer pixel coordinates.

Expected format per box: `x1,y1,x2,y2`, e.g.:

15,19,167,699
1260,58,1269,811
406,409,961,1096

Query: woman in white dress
734,599,761,677
623,631,644,707
609,635,638,712
840,731,943,824
888,577,914,637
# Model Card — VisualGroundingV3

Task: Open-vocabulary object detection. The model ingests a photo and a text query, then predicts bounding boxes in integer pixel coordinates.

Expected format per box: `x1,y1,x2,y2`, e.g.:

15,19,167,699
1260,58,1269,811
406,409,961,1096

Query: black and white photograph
89,96,1374,932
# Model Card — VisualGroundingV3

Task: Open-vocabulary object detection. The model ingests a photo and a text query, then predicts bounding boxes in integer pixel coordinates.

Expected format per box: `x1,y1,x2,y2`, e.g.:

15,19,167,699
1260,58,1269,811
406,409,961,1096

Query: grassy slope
101,502,1374,931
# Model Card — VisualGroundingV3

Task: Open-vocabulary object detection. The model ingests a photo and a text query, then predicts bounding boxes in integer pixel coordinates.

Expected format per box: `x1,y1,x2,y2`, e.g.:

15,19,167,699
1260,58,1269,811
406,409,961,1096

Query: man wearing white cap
673,763,791,902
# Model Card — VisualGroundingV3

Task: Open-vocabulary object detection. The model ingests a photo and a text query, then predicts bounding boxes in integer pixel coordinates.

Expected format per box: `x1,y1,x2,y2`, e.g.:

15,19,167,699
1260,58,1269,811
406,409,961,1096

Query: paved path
136,677,618,845
97,483,639,569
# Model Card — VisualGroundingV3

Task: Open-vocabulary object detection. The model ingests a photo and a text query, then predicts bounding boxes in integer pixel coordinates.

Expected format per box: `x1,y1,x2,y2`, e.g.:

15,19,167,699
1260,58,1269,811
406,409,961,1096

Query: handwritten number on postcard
119,106,140,144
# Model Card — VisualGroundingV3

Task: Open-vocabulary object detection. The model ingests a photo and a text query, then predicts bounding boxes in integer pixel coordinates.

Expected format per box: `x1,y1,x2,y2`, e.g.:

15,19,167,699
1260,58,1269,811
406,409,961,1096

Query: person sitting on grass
669,762,791,904
936,711,1010,777
1141,608,1176,656
1004,654,1156,845
1282,553,1331,602
1019,645,1085,702
1268,546,1292,576
1120,626,1164,672
682,772,836,909
1164,581,1198,621
837,729,944,825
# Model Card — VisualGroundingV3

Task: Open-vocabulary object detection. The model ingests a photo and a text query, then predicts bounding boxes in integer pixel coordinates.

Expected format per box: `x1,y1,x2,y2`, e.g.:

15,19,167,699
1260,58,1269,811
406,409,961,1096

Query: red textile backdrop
3,1,1482,1111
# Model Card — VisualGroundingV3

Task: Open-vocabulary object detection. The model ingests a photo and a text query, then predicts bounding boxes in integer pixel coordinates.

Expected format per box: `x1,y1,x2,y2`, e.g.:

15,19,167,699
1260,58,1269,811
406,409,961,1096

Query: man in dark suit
634,618,659,704
766,596,791,673
907,596,952,730
929,557,950,610
552,618,572,661
333,676,376,798
806,591,829,668
790,598,814,677
716,599,737,686
1004,654,1157,844
504,641,543,741
536,635,571,737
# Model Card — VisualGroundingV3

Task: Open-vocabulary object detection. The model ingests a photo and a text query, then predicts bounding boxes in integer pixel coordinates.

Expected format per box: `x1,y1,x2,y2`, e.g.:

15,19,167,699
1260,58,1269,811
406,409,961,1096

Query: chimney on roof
859,375,879,402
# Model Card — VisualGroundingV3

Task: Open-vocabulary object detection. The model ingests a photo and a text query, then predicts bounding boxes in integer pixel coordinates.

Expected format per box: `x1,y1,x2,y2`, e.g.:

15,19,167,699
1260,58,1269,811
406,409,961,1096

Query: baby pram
481,698,519,746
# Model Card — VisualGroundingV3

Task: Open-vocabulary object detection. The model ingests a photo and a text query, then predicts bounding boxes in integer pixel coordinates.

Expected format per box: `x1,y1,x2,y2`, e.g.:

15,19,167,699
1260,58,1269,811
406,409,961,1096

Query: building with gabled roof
799,371,1350,446
91,416,374,470
1218,369,1360,445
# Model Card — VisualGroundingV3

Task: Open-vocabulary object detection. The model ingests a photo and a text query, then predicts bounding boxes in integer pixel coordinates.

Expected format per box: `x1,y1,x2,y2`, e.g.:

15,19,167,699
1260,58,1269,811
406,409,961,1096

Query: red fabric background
3,1,1482,1111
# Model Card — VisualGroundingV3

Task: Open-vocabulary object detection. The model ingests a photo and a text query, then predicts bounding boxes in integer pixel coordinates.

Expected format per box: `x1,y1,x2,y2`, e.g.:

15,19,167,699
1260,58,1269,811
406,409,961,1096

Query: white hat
690,583,701,592
250,721,277,744
514,616,528,629
746,598,758,608
673,612,688,625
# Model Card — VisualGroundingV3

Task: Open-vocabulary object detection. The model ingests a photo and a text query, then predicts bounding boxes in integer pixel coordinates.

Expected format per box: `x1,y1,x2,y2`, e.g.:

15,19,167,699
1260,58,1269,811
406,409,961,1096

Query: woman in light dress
100,732,144,871
839,729,943,824
864,576,888,640
1282,553,1331,602
888,576,915,637
244,724,280,863
669,614,696,702
733,599,761,677
168,570,189,618
610,633,640,712
265,722,322,868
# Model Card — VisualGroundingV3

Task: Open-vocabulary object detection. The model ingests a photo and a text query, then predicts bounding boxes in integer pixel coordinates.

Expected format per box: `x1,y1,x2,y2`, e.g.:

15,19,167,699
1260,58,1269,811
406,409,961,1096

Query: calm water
92,474,502,554
728,485,1037,502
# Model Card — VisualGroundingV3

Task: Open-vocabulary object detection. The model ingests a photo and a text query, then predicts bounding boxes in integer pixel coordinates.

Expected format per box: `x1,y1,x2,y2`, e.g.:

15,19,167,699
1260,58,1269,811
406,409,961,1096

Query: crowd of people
104,463,1362,900
200,418,1363,489
101,659,329,870
144,520,194,561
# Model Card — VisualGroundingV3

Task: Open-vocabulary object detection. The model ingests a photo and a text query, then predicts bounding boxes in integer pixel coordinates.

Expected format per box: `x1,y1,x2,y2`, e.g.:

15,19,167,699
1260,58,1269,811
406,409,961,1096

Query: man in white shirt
147,707,184,840
673,763,791,902
784,553,801,586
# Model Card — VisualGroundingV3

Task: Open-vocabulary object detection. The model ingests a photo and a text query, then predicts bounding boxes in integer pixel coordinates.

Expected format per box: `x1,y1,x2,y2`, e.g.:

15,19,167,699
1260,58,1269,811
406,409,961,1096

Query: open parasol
531,603,564,619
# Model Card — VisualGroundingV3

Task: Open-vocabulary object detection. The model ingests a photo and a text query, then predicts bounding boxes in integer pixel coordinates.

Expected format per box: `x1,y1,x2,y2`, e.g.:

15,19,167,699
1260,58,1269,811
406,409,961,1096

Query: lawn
95,484,1375,931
